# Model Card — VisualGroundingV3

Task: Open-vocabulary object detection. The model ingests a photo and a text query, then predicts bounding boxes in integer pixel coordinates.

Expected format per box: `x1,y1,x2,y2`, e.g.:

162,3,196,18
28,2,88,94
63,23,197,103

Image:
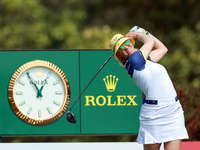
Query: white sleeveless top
123,49,176,100
123,49,183,125
123,50,188,144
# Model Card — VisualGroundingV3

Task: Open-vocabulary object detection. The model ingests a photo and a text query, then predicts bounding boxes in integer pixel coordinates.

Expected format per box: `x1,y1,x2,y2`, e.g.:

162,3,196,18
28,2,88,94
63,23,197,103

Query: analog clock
8,60,70,125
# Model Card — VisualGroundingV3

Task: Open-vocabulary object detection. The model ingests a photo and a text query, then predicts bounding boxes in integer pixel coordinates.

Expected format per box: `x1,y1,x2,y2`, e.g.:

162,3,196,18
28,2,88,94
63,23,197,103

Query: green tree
0,0,87,49
163,24,200,87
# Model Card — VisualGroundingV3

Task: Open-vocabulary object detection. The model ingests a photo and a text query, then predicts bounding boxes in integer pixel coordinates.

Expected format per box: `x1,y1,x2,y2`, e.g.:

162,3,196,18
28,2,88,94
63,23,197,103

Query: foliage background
1,0,200,142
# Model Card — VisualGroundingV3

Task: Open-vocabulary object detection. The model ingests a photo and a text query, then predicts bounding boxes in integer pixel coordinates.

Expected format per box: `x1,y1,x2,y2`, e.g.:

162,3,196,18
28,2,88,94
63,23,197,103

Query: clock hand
38,79,48,96
26,72,43,98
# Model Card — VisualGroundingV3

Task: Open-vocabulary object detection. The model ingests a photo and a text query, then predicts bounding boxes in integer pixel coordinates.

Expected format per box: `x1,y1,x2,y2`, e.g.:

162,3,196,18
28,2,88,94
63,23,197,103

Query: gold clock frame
8,60,71,125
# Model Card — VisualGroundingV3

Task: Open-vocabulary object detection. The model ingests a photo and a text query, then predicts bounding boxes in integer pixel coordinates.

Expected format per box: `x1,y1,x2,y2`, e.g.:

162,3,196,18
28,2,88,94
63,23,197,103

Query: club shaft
69,53,114,111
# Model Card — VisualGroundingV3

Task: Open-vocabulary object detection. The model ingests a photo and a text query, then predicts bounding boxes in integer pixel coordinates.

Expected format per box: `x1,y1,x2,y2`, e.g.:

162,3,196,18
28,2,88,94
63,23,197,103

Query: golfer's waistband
143,96,179,105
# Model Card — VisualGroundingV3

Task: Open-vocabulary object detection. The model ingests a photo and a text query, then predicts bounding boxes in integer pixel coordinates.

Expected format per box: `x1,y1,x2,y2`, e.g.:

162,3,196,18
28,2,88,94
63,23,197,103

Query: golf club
66,53,114,124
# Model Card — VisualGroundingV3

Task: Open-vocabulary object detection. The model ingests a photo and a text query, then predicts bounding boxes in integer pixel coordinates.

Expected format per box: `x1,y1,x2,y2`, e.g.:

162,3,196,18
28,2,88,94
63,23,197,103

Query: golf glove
129,26,144,34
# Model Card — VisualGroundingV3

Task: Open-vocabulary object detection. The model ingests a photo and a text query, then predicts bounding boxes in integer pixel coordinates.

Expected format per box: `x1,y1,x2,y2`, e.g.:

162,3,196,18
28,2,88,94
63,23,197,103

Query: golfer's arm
147,33,168,63
137,33,155,60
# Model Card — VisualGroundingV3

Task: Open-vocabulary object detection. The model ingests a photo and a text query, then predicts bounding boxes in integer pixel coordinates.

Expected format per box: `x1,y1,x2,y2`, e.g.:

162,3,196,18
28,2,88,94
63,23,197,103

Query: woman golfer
109,26,188,150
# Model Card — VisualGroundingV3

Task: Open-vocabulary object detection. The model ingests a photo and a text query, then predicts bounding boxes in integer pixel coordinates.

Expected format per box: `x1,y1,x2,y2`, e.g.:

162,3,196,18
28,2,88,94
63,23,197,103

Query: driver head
66,111,77,124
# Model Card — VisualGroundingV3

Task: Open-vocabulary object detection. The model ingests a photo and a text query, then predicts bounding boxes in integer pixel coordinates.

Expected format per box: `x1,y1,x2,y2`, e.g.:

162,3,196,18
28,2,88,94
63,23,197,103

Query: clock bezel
8,60,71,125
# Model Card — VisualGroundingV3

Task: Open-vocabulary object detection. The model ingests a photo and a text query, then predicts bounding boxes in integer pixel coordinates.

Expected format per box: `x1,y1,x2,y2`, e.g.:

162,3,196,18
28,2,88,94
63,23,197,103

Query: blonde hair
116,48,139,65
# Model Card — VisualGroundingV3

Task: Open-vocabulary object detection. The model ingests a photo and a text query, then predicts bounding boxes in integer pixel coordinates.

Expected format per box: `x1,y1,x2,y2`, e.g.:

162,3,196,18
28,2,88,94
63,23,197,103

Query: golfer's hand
125,31,138,40
129,26,145,34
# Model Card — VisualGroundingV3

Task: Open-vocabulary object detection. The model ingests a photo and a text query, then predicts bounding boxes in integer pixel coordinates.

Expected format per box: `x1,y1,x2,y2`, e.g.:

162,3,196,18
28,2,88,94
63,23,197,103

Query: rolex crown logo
103,75,119,92
35,69,43,78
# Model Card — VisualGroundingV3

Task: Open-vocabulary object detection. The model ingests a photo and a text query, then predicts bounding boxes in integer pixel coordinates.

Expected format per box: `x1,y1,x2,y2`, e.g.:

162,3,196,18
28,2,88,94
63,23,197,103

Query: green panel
0,50,80,135
0,98,1,136
80,51,142,134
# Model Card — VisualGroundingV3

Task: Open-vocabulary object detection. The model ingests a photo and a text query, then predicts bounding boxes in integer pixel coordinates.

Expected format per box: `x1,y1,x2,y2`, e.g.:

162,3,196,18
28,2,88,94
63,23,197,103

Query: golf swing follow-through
66,24,189,150
108,26,188,150
66,53,114,124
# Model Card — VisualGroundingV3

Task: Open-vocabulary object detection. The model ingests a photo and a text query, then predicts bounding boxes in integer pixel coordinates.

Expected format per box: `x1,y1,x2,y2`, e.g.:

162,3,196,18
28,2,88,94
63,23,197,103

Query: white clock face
8,60,70,125
14,67,64,120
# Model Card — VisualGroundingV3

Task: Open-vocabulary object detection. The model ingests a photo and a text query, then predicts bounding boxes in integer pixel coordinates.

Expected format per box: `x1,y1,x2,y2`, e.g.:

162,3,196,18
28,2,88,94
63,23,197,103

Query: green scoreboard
0,50,142,136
